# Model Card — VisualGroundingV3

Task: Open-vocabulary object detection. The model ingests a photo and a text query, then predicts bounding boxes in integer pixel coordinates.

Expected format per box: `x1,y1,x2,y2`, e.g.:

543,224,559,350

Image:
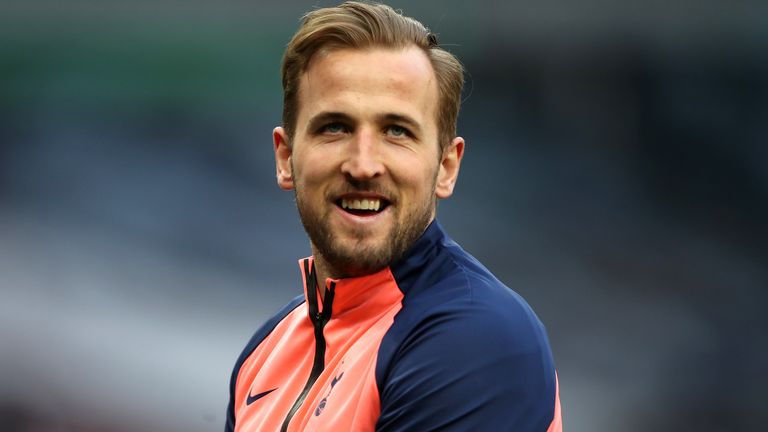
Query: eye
386,125,409,137
320,123,347,134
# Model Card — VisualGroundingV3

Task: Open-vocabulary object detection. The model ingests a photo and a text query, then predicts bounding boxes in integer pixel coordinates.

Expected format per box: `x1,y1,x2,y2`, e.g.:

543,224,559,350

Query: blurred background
1,0,766,431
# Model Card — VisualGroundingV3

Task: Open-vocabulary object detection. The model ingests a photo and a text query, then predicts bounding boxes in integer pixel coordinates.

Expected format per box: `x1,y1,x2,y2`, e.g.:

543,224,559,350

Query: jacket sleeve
374,301,561,432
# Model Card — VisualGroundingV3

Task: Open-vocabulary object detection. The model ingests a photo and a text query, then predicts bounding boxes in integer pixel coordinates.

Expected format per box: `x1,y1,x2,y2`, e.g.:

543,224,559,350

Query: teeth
341,198,382,211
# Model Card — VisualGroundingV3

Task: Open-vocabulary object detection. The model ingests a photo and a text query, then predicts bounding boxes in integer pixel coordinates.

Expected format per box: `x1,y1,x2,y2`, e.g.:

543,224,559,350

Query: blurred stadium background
1,0,766,431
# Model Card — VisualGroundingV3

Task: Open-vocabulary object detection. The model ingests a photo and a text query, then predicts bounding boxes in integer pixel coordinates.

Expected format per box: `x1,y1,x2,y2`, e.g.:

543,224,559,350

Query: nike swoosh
247,388,277,405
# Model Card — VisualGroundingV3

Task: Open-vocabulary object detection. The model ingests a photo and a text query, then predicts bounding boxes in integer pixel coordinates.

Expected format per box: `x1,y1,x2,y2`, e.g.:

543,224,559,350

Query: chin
324,240,394,276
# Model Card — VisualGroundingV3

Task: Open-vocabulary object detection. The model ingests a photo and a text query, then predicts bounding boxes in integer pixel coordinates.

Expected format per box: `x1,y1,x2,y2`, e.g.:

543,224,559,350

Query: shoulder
237,294,306,361
374,240,558,431
390,237,549,354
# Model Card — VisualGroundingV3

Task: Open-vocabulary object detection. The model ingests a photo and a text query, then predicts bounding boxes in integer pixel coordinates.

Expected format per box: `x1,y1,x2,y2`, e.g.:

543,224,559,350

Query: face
274,46,464,279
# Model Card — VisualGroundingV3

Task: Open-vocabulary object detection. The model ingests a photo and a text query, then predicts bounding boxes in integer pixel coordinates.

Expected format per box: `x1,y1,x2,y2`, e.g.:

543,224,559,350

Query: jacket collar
298,219,448,318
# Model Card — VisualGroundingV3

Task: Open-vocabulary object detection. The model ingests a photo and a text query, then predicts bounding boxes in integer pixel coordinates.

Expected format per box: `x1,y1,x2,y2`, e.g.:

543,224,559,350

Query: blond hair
281,1,465,150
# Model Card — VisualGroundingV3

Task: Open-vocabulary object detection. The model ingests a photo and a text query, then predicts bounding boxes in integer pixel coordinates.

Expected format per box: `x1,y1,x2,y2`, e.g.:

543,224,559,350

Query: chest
234,302,401,432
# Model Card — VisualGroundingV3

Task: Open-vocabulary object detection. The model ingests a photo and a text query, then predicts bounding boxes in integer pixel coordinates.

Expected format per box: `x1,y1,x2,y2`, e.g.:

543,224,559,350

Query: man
225,2,562,431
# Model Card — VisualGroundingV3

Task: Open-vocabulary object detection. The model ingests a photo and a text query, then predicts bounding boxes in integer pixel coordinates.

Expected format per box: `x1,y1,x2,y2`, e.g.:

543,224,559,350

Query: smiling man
225,2,562,431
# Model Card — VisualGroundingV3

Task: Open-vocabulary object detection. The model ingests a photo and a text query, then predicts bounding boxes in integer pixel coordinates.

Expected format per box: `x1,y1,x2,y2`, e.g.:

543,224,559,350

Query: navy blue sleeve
374,292,558,431
224,295,305,432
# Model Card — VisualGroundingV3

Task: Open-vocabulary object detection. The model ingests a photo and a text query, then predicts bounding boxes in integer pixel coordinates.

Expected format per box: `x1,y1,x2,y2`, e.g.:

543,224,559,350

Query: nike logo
247,388,277,405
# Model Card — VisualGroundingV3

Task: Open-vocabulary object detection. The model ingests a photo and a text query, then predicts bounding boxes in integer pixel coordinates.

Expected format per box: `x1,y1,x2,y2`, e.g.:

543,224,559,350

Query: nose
340,129,385,180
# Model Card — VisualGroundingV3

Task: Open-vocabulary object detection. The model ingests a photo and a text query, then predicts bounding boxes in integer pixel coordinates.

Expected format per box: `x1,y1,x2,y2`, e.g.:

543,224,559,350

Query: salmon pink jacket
225,220,562,431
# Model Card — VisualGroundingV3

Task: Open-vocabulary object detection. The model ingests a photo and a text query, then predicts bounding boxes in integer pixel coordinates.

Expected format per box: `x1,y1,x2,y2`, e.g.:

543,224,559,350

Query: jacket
226,220,562,431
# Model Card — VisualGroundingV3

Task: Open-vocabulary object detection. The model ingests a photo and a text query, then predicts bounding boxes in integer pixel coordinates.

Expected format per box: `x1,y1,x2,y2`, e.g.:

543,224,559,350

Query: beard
294,177,436,279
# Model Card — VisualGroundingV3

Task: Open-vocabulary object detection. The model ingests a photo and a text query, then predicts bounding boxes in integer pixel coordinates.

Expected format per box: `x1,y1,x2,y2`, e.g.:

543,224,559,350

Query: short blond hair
281,1,465,150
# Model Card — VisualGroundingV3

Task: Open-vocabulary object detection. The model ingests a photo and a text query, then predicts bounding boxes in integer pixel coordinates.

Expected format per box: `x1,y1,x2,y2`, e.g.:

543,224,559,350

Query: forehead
296,46,438,131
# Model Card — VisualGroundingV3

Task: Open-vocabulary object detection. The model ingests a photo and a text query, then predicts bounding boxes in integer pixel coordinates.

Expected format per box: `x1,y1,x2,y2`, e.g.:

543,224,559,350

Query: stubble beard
294,179,436,279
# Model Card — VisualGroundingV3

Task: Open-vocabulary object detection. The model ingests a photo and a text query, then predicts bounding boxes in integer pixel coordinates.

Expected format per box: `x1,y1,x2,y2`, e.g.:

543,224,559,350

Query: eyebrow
306,112,354,134
305,111,423,136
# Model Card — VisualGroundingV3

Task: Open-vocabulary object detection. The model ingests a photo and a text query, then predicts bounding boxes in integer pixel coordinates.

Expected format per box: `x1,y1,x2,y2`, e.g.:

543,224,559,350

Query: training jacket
225,220,562,431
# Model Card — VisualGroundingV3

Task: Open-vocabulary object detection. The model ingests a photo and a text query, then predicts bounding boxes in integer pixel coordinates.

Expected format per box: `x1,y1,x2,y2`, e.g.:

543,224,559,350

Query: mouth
336,196,391,217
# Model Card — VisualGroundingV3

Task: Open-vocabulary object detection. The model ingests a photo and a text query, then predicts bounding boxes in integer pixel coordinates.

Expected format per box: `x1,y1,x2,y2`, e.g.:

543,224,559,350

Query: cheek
292,150,334,184
391,158,439,195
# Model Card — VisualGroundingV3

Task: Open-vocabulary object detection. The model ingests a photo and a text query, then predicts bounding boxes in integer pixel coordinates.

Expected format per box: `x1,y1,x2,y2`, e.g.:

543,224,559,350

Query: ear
436,137,464,199
273,126,294,190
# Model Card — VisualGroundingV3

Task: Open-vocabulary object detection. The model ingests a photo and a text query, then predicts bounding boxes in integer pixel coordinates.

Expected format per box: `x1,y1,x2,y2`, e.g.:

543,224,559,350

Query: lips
341,198,381,212
336,195,391,216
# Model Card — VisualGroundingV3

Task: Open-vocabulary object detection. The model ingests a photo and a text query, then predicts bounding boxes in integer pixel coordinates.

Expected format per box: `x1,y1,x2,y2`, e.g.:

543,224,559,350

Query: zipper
280,260,335,432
